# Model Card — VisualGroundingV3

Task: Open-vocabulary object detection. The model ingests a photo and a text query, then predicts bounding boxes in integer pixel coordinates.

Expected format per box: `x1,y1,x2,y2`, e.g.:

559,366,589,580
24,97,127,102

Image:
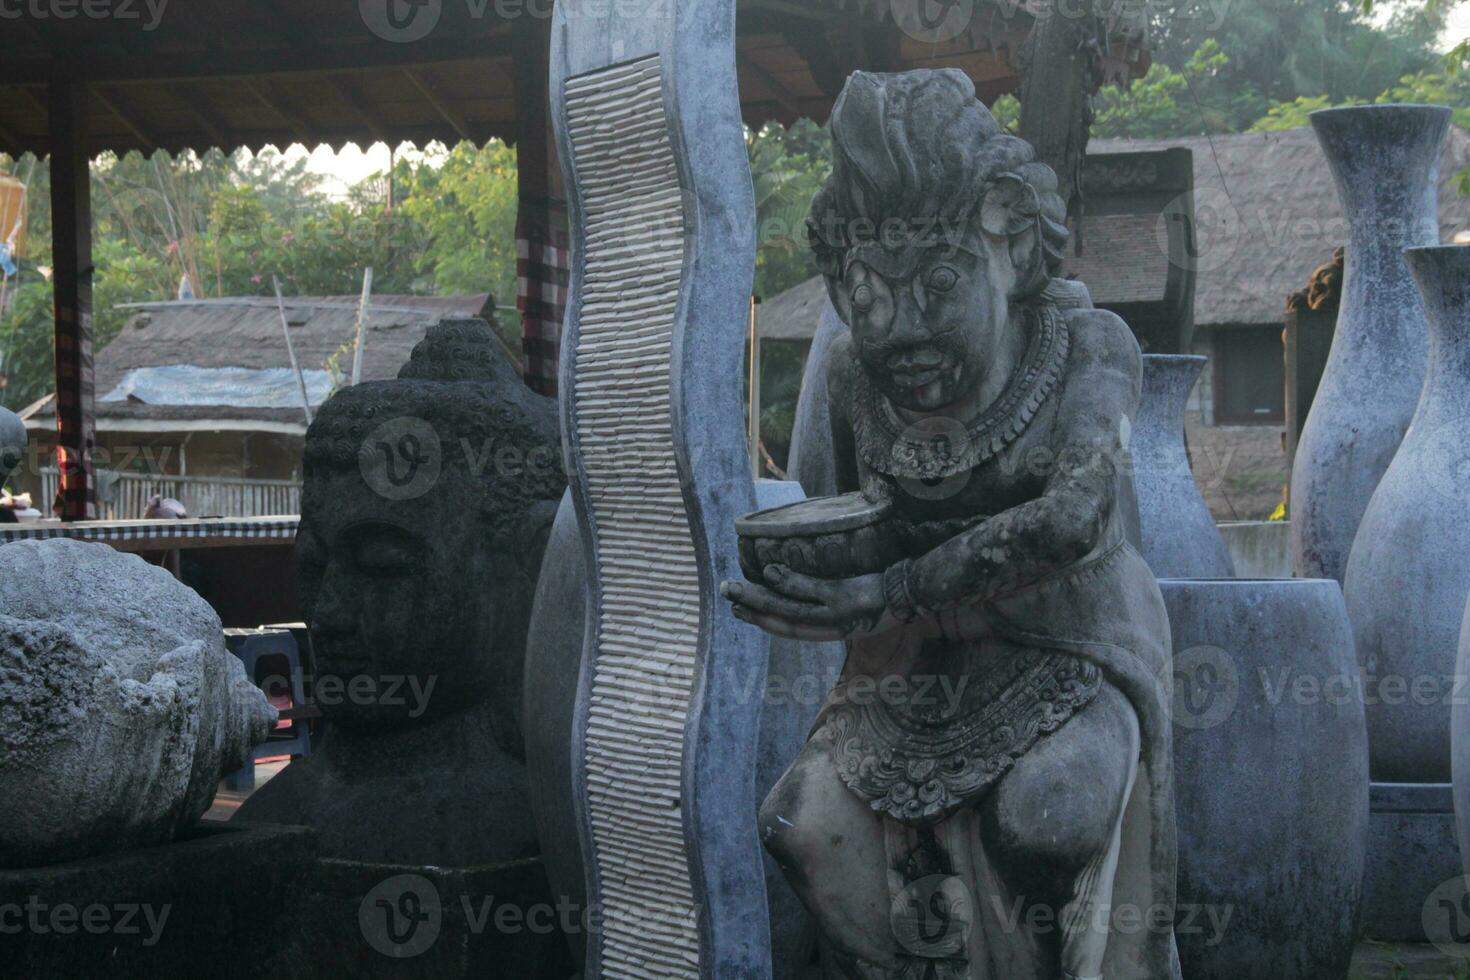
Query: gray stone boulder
0,538,275,867
0,405,23,488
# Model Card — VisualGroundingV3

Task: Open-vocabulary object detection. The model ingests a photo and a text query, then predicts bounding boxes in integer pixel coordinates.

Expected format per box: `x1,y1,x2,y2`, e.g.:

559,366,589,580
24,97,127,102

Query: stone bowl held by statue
736,491,903,582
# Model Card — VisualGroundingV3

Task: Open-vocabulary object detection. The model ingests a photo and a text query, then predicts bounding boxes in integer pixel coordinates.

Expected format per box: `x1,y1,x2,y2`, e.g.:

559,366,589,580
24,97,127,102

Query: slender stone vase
1290,104,1450,582
1161,578,1368,980
1344,246,1470,941
1345,244,1470,784
1133,354,1234,578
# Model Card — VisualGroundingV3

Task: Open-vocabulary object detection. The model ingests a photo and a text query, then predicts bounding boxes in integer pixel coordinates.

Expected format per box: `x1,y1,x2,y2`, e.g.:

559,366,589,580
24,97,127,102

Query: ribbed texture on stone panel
565,54,701,978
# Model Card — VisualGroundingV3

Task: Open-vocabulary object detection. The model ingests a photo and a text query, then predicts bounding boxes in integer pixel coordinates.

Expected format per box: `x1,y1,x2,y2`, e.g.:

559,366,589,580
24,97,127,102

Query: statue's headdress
807,70,1069,298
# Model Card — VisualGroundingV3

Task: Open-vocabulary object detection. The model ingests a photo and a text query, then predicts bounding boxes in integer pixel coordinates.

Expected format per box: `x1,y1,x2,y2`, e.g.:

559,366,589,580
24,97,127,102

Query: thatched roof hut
1082,125,1470,331
20,293,494,435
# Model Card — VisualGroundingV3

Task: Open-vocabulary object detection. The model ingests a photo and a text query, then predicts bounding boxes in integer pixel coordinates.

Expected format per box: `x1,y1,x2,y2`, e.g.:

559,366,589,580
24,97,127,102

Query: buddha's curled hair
303,317,565,532
807,69,1069,294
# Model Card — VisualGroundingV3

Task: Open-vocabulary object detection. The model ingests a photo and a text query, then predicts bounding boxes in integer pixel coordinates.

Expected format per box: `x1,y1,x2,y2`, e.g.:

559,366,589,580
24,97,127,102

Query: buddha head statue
296,318,564,737
808,69,1070,413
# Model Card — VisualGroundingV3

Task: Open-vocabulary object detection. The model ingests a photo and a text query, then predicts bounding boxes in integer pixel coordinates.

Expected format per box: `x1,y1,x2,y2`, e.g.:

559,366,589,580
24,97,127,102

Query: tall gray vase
1347,244,1470,784
1290,104,1450,582
1161,578,1368,980
1454,597,1470,877
1133,354,1234,578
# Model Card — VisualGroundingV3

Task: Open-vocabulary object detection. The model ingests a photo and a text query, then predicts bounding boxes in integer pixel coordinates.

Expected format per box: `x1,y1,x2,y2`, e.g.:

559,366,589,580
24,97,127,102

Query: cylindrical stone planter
1133,354,1234,578
1161,578,1369,980
1290,104,1449,582
1345,244,1470,784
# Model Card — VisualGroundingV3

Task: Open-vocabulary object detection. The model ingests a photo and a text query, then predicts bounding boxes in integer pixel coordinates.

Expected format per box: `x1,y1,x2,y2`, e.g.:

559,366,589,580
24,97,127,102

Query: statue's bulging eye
851,283,876,312
927,266,959,293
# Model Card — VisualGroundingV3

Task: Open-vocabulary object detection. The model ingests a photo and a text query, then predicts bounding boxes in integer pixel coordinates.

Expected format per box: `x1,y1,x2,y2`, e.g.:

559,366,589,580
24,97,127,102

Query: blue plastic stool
223,628,313,792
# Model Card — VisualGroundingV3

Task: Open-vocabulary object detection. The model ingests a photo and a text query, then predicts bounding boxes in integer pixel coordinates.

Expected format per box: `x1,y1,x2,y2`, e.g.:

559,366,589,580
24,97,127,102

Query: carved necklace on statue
851,300,1071,482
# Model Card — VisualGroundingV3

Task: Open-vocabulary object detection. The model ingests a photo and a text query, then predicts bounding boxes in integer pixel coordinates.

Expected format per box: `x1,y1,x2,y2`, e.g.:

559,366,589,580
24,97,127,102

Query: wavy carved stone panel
563,54,702,978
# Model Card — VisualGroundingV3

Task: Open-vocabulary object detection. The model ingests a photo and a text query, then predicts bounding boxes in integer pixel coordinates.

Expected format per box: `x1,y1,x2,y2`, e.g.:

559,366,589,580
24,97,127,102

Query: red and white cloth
516,213,570,398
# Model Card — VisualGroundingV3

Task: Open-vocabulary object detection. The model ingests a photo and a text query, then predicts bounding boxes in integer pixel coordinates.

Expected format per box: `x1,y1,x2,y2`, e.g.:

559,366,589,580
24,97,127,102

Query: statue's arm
905,310,1141,612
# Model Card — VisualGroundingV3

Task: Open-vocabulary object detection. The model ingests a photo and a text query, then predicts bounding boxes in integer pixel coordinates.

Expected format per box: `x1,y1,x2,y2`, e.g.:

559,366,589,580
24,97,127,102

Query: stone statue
235,318,565,866
1,538,274,867
723,71,1181,980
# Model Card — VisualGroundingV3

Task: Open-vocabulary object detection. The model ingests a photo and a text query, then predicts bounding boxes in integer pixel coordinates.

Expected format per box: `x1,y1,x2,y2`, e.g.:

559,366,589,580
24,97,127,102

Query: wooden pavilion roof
0,0,1149,158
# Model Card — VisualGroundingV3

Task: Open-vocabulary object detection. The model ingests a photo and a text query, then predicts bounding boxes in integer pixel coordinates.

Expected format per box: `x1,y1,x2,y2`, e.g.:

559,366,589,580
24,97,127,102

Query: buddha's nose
310,565,356,637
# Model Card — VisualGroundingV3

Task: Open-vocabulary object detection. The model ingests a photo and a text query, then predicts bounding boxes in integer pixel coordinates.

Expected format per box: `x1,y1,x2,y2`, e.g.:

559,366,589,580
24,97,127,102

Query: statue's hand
721,565,896,642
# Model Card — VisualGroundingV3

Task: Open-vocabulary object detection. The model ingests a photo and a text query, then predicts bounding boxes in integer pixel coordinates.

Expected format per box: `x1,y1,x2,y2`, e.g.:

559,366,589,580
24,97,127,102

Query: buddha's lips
312,641,374,676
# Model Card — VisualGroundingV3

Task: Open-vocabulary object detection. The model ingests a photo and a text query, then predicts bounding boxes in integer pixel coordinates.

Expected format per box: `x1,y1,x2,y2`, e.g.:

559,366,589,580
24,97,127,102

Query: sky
296,142,407,197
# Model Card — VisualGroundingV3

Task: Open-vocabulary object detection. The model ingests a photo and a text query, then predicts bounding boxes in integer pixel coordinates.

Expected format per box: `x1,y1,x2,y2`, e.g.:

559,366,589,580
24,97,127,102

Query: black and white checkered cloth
0,516,299,545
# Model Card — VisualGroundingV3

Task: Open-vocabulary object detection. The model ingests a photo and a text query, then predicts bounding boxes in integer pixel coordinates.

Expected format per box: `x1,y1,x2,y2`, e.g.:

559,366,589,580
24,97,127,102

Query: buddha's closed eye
344,522,425,577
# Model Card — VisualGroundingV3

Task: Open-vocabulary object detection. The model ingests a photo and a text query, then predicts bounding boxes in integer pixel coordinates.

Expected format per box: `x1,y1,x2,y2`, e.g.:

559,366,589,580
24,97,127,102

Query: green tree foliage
748,119,830,302
1083,0,1448,138
1248,94,1354,131
397,140,518,312
1149,0,1444,116
1092,40,1242,138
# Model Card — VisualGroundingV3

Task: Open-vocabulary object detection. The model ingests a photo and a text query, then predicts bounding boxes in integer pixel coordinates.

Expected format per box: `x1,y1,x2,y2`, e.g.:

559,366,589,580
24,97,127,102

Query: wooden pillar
1284,307,1338,465
49,77,96,521
513,13,567,397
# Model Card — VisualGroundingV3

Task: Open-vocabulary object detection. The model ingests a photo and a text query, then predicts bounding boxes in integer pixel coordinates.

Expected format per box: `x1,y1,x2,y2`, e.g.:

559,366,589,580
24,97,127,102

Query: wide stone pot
1345,244,1470,785
1160,577,1369,980
1291,104,1449,582
1133,354,1233,578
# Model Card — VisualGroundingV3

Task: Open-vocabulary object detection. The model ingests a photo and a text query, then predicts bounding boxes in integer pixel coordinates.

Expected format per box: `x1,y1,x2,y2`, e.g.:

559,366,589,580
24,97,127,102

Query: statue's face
840,225,1018,413
295,464,504,732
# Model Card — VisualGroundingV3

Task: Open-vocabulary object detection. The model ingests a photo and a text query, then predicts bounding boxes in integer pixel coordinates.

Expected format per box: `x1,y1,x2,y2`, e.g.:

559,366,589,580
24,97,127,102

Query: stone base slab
1362,782,1462,942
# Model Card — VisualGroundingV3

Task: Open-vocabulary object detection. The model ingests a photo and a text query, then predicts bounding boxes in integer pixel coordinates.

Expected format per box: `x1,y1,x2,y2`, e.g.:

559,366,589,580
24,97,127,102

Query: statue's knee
986,771,1119,876
758,772,810,870
986,703,1138,875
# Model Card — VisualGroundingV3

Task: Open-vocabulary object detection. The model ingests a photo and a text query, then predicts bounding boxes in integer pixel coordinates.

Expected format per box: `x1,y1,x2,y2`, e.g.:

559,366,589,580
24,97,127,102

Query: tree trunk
1017,11,1100,231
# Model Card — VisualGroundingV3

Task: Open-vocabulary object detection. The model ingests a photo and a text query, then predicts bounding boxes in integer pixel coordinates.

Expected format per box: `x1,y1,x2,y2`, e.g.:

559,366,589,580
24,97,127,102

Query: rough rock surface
0,538,275,867
0,405,23,487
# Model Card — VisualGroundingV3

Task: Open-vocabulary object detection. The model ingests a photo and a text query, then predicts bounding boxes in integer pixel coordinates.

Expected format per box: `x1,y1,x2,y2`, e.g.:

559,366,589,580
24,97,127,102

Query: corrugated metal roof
22,293,492,427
